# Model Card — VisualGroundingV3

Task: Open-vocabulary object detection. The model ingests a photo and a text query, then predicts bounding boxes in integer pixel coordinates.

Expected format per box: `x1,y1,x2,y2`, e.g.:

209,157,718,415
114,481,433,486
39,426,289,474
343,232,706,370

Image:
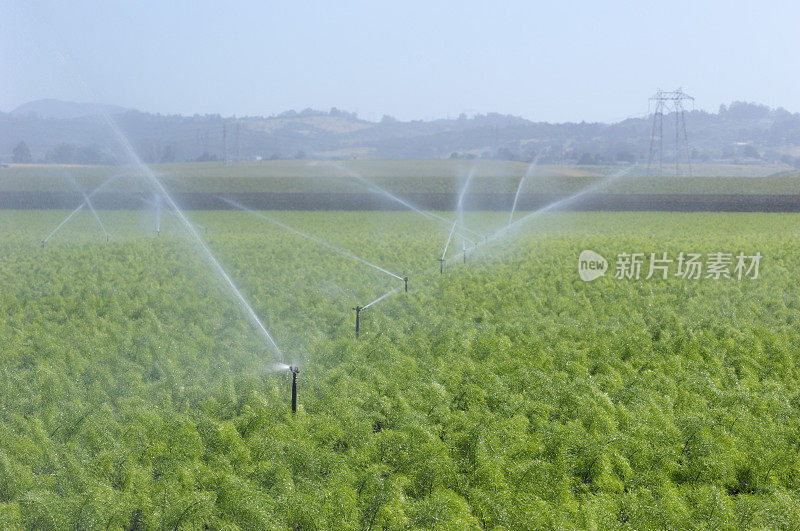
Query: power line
647,88,694,177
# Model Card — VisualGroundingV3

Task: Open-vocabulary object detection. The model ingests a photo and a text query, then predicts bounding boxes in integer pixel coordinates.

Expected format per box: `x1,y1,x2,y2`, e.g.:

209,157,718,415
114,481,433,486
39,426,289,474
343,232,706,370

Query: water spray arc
508,155,540,226
81,192,109,242
221,197,404,283
155,195,162,236
42,173,121,246
351,286,402,337
438,219,458,274
456,166,476,237
335,165,483,242
493,166,635,240
92,109,283,361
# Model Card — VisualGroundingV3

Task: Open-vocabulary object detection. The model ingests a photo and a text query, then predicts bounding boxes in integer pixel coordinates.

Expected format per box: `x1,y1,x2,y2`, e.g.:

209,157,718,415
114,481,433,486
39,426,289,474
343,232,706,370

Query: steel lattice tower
647,88,694,177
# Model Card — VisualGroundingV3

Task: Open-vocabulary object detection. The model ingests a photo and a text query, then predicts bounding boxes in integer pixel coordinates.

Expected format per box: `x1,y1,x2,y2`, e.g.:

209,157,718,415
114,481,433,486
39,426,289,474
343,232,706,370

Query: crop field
2,161,800,197
2,207,800,528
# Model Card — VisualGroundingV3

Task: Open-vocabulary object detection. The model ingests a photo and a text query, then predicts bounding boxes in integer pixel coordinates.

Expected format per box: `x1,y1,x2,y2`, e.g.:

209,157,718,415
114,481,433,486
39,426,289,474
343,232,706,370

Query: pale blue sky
2,0,798,122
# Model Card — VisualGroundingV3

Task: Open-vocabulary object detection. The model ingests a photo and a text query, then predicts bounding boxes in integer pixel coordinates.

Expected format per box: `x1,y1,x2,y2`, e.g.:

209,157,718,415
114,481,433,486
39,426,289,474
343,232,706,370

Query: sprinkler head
289,365,300,375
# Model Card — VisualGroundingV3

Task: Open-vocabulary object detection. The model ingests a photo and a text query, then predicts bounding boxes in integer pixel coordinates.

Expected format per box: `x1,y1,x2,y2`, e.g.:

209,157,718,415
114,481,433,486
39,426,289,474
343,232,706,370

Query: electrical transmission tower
647,88,694,177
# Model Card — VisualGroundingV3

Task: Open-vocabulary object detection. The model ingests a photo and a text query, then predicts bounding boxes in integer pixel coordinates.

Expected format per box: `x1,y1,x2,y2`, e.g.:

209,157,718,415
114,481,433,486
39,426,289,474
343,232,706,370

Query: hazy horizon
3,1,799,123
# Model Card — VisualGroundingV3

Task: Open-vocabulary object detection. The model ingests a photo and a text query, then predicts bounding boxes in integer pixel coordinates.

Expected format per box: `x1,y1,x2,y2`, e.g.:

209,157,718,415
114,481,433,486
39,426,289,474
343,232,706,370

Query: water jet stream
81,191,109,240
96,114,283,359
441,219,458,261
494,165,635,240
456,167,476,234
222,197,404,281
42,173,120,244
335,164,483,241
155,195,162,234
362,286,401,310
508,155,540,226
58,52,283,360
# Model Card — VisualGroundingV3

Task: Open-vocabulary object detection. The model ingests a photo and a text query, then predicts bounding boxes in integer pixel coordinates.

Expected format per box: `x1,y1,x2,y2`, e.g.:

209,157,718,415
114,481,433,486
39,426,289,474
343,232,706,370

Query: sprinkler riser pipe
290,366,299,415
292,372,297,414
353,306,362,338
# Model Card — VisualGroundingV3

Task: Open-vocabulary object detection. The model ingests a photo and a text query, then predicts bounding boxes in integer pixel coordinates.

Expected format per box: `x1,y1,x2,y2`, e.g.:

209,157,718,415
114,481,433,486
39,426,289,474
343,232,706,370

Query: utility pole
222,119,227,165
647,88,694,177
236,119,241,162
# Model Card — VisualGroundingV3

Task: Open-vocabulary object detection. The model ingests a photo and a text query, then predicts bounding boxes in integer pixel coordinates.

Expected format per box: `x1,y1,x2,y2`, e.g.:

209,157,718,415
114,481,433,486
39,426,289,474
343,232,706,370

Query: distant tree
328,108,358,120
615,151,635,163
45,143,76,164
740,144,761,159
449,152,459,159
12,141,32,163
495,148,516,161
193,151,218,162
692,148,712,162
578,152,595,165
380,115,397,124
294,150,306,160
160,145,175,163
75,145,104,164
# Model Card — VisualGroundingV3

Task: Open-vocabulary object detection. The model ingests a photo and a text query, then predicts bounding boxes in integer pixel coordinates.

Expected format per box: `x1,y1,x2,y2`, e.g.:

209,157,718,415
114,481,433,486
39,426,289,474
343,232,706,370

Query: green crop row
1,160,799,196
0,211,800,528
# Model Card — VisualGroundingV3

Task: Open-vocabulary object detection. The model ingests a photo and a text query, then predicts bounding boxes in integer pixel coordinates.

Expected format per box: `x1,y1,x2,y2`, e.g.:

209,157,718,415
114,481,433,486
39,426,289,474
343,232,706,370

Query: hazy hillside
2,100,800,167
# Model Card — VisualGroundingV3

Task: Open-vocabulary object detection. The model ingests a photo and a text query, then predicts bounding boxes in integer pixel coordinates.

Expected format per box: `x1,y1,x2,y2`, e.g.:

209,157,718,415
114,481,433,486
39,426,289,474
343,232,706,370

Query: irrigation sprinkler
436,257,445,274
352,305,363,338
290,366,300,415
403,275,409,292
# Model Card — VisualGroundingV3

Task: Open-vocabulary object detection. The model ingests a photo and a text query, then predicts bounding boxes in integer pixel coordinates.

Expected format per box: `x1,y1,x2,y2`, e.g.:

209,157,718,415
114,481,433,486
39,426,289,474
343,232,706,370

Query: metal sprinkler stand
352,305,362,338
463,248,467,263
403,276,409,292
436,258,445,274
290,366,300,415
